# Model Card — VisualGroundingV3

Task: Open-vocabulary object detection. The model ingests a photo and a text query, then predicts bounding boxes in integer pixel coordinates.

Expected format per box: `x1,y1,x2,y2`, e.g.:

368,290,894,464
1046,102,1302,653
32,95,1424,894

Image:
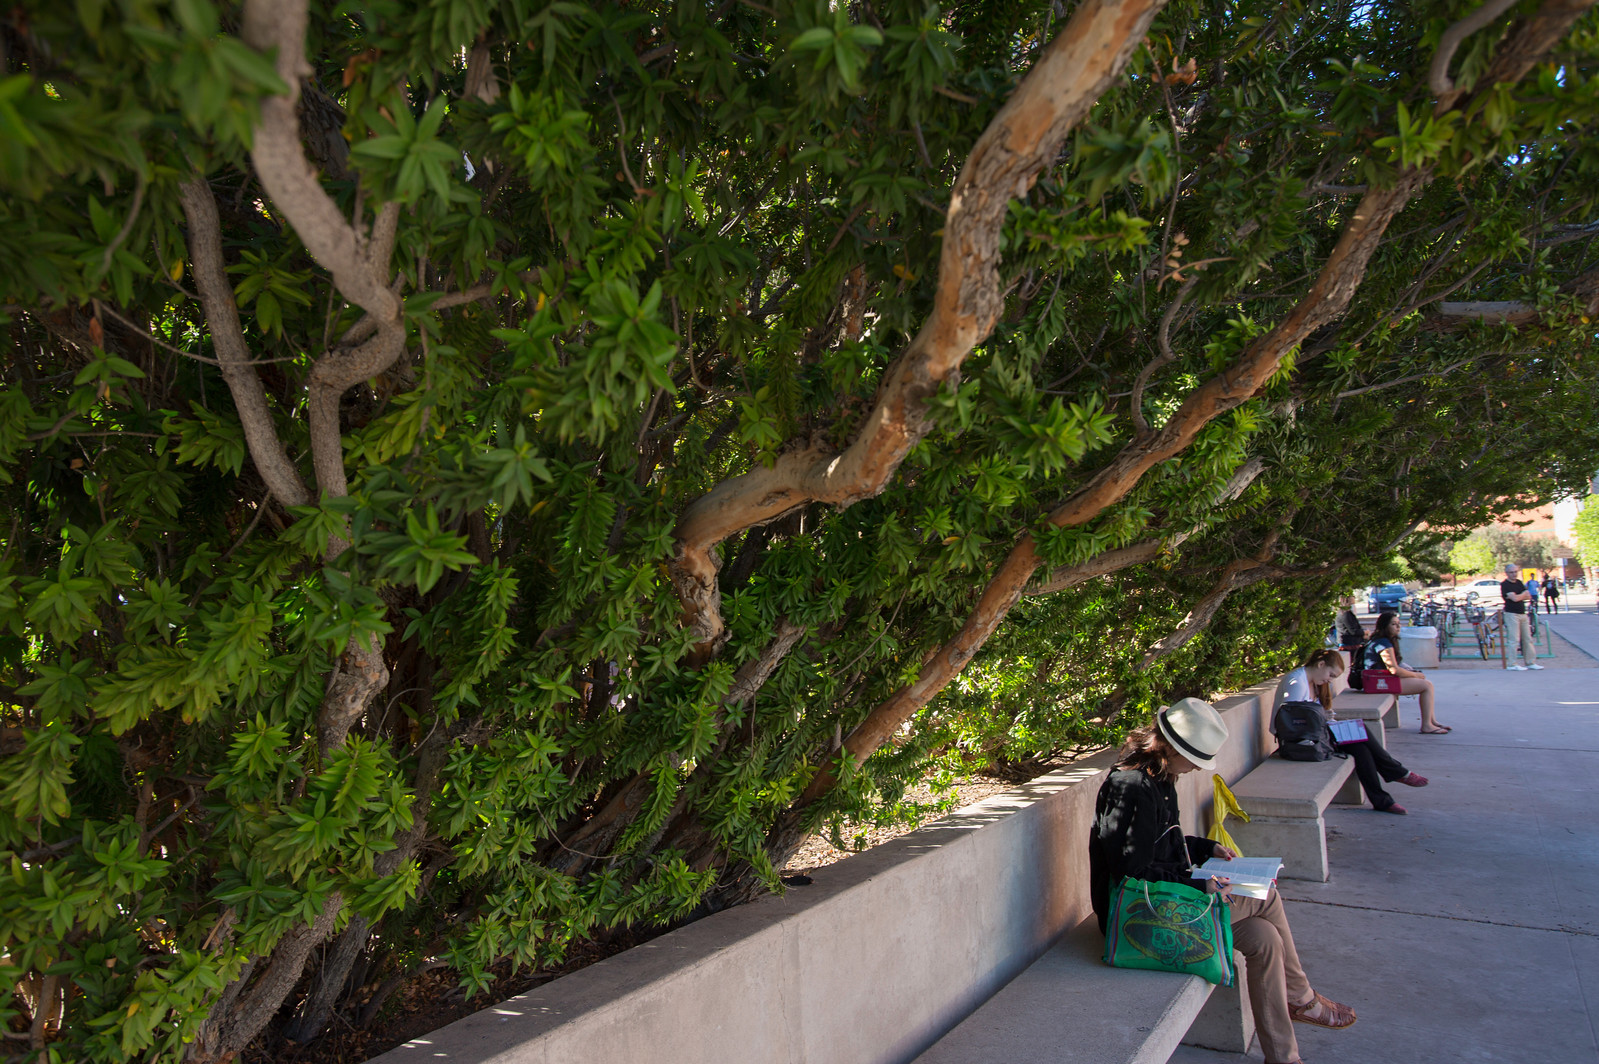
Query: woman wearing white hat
1090,697,1356,1064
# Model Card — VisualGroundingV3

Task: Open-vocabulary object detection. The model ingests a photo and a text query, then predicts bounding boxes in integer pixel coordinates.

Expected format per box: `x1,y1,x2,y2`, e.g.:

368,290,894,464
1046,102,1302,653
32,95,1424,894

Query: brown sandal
1291,991,1357,1029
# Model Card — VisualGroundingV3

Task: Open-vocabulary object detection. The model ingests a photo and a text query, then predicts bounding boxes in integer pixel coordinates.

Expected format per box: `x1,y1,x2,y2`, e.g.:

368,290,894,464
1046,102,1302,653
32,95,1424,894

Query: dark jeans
1344,725,1409,809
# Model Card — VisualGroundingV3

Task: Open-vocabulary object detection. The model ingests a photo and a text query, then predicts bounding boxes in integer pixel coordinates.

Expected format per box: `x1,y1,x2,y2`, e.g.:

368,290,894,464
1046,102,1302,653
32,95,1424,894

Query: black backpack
1344,642,1367,691
1272,700,1337,762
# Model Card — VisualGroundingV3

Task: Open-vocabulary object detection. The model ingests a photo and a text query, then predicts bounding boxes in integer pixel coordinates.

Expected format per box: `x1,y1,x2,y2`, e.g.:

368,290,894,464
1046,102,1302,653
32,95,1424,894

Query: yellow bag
1207,774,1249,856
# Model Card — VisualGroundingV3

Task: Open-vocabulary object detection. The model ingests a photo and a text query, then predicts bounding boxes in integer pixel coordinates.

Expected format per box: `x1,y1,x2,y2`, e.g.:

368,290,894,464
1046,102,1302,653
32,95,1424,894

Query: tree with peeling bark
2,0,1598,1058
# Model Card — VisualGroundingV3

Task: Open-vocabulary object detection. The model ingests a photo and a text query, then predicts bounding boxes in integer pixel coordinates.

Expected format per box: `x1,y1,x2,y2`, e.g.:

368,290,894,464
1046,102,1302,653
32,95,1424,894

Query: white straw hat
1156,697,1229,771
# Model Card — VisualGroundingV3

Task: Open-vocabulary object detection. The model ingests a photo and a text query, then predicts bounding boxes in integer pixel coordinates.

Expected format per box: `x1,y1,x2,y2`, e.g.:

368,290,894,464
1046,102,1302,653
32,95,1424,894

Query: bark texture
188,894,344,1063
1435,265,1599,324
667,0,1173,660
177,178,311,510
1026,456,1264,595
282,727,460,1043
1139,555,1358,669
241,0,408,511
788,176,1430,817
182,2,415,1057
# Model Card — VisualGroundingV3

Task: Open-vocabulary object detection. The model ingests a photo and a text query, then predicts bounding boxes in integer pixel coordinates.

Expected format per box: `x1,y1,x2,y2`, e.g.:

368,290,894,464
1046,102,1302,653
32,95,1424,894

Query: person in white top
1277,649,1428,814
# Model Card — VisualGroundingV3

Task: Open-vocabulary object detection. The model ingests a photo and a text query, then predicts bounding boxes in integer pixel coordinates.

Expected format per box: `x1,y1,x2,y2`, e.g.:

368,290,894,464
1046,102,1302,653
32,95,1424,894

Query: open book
1328,719,1368,744
1192,856,1282,900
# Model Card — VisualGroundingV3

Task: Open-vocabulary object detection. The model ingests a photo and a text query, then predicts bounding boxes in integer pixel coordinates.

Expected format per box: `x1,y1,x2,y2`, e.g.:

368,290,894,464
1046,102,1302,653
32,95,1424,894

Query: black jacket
1089,767,1217,932
1334,608,1363,647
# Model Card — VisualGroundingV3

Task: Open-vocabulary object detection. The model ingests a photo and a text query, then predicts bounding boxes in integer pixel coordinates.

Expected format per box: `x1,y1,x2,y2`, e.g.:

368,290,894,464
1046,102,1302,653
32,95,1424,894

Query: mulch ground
780,774,1026,875
250,936,644,1064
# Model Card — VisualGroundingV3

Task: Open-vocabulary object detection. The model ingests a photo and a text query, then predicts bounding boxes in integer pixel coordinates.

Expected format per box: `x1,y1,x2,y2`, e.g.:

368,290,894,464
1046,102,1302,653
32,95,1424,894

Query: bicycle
1463,602,1490,659
1483,610,1504,656
1406,594,1431,627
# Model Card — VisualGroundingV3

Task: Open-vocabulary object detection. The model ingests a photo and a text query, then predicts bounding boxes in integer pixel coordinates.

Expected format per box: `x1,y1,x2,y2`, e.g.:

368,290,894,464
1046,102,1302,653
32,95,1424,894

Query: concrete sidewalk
1171,664,1599,1064
1544,607,1599,662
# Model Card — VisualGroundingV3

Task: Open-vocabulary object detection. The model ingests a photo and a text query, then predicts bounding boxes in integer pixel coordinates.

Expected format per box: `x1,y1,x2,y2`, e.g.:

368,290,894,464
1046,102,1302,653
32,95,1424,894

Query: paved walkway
1173,609,1599,1064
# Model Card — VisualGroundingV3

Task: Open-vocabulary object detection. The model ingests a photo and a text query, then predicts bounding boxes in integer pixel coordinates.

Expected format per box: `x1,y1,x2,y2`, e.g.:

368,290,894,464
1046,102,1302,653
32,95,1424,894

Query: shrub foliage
2,0,1598,1057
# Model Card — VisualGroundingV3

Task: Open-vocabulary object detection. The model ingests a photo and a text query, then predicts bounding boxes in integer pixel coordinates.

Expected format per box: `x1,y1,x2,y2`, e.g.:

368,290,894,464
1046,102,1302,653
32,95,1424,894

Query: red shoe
1398,772,1428,787
1379,803,1407,814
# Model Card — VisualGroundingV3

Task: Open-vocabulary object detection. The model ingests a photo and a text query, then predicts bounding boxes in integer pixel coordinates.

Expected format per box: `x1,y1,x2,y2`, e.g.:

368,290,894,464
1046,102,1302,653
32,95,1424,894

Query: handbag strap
1149,820,1217,921
1157,821,1190,874
1141,875,1216,923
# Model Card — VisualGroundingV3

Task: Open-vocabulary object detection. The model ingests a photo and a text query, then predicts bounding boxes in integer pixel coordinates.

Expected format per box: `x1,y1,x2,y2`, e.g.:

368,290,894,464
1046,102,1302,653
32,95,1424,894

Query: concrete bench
1226,756,1356,883
912,916,1254,1064
1331,691,1400,740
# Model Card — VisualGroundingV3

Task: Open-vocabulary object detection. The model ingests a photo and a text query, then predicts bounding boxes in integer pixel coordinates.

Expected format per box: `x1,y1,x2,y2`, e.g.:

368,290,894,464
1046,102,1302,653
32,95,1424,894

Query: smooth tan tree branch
1434,265,1599,325
1025,536,1173,596
1130,274,1199,433
667,0,1174,663
1336,357,1480,398
1139,558,1259,667
1429,0,1522,96
1138,505,1296,666
186,9,406,1059
240,0,399,322
790,177,1430,813
1139,554,1358,668
1025,456,1264,595
788,16,1599,804
1437,0,1598,112
241,0,409,507
178,178,311,510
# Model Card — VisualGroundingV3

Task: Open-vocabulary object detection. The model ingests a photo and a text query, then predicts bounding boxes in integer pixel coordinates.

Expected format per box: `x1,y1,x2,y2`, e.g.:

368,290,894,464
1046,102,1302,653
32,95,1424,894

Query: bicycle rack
1535,617,1555,659
1442,612,1556,660
1438,615,1496,659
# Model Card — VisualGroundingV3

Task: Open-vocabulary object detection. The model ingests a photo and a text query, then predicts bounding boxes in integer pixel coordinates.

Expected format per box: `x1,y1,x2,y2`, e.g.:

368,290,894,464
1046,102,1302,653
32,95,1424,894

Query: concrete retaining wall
373,678,1284,1064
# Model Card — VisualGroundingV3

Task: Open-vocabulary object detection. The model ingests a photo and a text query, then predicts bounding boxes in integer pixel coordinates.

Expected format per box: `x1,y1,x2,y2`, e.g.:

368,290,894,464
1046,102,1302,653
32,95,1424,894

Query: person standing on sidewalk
1544,572,1560,614
1500,564,1542,670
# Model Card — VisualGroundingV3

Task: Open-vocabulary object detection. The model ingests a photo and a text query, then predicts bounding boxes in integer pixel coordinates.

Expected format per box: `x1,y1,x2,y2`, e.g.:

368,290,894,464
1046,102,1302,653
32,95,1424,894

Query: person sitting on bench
1089,698,1357,1064
1365,611,1453,731
1334,595,1365,654
1279,649,1428,815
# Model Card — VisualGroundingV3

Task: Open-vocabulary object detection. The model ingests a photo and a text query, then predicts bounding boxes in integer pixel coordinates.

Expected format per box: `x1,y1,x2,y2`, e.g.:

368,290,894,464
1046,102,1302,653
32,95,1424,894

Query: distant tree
1450,534,1496,576
1471,525,1562,570
1522,534,1562,570
1573,498,1599,573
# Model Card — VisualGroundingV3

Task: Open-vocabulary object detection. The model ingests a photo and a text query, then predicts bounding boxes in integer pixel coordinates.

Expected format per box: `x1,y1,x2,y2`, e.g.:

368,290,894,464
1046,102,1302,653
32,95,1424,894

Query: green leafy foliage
2,0,1598,1058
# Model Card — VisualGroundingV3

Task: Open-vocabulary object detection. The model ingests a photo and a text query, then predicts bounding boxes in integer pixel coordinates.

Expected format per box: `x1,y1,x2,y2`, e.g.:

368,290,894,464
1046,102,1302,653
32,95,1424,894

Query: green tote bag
1102,876,1235,986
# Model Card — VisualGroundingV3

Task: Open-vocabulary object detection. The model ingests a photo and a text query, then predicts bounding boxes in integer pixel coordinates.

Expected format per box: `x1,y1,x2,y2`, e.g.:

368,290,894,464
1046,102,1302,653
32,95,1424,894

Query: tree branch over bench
667,0,1174,663
784,176,1431,818
1026,456,1266,596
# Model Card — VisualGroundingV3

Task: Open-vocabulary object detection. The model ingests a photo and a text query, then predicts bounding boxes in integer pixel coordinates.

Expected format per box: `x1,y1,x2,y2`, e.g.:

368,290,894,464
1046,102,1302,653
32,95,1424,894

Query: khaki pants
1229,890,1312,1063
1507,610,1534,666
